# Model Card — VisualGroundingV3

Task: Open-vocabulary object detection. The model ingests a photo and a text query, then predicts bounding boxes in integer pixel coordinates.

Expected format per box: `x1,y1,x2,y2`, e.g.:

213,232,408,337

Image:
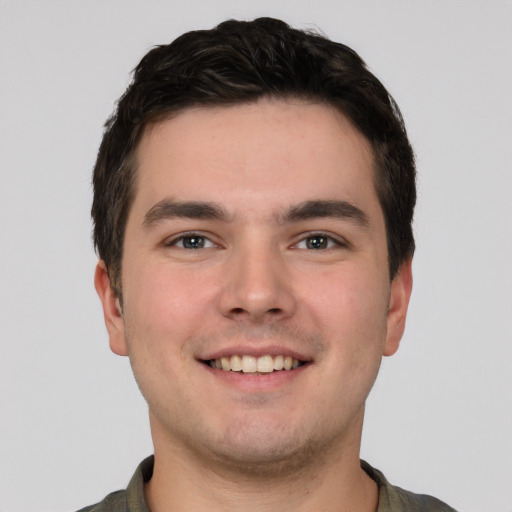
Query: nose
218,241,296,323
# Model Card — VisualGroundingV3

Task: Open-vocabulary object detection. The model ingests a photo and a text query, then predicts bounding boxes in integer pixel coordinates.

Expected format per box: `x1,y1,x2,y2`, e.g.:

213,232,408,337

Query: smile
208,354,304,373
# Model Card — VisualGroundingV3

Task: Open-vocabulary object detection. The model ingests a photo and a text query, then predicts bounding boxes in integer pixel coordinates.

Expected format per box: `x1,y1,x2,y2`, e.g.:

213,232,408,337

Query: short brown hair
92,17,416,297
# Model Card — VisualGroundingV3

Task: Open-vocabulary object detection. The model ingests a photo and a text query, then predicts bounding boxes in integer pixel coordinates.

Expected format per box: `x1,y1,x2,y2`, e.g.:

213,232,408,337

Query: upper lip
199,345,312,362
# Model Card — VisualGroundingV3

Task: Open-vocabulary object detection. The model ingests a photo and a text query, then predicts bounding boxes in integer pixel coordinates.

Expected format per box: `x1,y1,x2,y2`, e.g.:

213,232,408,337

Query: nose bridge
219,232,295,321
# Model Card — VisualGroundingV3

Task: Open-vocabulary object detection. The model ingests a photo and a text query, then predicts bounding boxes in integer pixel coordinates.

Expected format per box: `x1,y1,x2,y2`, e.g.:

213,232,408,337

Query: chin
202,420,328,478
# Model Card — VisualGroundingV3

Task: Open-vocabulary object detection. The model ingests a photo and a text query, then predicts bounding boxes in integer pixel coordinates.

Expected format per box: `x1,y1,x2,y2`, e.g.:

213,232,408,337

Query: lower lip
202,362,309,392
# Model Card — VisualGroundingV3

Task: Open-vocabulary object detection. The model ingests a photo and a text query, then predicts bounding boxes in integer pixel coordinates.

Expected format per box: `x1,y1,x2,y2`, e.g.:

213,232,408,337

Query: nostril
227,306,284,321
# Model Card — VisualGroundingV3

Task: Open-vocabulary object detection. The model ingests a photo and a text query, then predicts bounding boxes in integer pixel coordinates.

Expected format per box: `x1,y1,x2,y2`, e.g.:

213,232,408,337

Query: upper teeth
209,355,301,373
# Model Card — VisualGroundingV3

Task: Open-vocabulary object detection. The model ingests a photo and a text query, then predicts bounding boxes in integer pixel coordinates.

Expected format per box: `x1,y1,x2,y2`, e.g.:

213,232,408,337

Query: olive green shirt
77,456,456,512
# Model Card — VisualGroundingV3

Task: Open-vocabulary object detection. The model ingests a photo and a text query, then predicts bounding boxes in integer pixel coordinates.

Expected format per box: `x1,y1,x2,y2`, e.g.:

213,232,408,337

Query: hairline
110,94,393,299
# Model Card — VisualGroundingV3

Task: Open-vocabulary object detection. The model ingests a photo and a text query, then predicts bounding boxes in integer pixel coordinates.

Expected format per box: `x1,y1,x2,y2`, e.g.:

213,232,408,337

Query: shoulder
361,460,458,512
74,489,126,512
384,484,457,512
73,456,154,512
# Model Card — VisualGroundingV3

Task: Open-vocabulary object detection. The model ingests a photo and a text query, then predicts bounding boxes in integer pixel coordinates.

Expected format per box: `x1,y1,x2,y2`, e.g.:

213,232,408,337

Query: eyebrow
143,199,230,228
143,198,369,229
282,200,370,228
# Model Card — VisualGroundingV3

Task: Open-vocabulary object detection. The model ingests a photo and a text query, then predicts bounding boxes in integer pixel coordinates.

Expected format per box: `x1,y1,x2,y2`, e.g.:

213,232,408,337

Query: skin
95,99,412,512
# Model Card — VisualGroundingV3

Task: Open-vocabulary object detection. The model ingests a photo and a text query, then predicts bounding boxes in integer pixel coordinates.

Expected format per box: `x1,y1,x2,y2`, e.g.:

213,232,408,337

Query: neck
145,415,378,512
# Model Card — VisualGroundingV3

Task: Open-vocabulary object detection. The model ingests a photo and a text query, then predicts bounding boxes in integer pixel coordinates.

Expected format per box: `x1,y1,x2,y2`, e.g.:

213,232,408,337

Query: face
96,99,412,473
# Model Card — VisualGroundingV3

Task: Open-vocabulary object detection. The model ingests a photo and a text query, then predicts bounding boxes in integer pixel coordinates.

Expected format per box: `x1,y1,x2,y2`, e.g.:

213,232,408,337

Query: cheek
122,261,218,349
120,264,214,406
312,265,388,328
307,265,390,370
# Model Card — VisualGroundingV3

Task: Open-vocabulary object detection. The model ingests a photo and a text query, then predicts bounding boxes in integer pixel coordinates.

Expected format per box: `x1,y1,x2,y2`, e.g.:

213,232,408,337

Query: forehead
131,99,379,220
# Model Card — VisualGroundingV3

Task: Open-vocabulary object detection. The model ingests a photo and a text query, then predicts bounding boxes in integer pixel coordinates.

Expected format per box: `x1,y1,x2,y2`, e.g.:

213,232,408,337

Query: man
83,17,456,512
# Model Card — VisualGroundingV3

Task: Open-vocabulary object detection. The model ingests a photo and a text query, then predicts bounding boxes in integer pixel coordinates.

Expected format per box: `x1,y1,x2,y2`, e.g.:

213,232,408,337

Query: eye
295,233,343,250
166,233,216,249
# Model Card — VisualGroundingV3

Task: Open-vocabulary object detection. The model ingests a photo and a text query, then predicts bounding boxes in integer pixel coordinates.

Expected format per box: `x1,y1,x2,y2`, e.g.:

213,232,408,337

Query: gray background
1,1,511,511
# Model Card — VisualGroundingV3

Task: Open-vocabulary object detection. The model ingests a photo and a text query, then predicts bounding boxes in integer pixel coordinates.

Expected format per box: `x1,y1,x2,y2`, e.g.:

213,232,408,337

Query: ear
383,257,413,357
94,260,128,356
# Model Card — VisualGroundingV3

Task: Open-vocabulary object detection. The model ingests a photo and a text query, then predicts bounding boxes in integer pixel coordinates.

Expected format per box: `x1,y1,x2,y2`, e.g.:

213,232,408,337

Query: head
91,17,416,300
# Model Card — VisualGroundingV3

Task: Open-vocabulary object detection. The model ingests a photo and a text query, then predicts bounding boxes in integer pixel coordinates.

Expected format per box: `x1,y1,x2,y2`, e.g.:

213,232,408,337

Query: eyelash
164,232,217,249
293,233,346,250
164,232,346,250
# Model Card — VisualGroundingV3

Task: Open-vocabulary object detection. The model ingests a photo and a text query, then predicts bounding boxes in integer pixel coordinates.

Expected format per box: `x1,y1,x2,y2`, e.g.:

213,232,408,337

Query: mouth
205,354,306,374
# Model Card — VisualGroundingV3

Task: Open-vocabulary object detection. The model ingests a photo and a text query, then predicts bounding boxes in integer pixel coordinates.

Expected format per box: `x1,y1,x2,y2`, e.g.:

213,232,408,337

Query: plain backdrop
1,1,511,511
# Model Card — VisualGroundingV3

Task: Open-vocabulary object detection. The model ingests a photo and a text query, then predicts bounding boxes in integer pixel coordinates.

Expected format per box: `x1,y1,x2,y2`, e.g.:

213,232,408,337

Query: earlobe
383,258,413,357
94,261,128,356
